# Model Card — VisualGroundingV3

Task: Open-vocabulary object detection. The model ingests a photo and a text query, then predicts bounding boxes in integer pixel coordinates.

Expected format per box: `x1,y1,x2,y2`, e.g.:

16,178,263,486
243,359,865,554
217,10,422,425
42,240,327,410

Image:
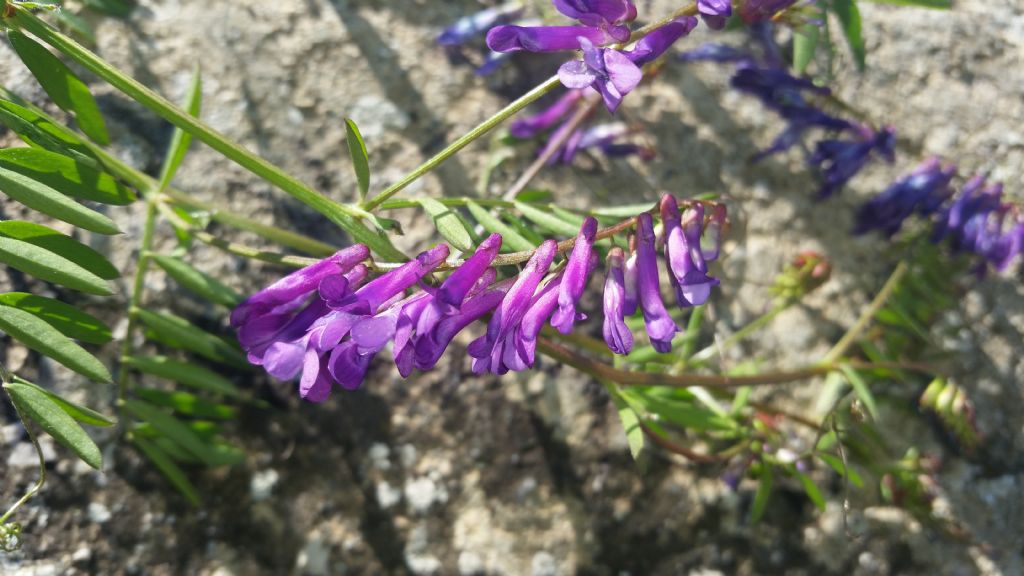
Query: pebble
531,552,558,576
295,537,329,576
404,477,448,514
87,502,112,524
376,481,402,509
457,551,485,576
250,469,280,502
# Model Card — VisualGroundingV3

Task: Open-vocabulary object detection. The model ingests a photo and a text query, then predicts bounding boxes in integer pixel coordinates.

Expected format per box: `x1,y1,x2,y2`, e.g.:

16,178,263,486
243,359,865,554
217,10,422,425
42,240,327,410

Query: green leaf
501,211,546,246
0,292,111,344
0,166,121,234
121,355,242,398
133,309,247,368
797,472,827,511
134,388,237,420
8,31,109,144
750,465,773,523
838,363,879,420
4,380,102,468
465,201,534,252
515,189,553,203
156,66,201,193
0,147,135,205
0,98,101,165
419,197,474,252
591,203,653,218
0,220,119,279
861,0,950,8
793,22,820,74
344,118,370,203
628,393,736,432
123,399,233,467
0,223,115,294
832,0,866,71
81,0,135,17
609,389,644,460
150,254,241,308
11,376,115,426
818,453,865,488
131,435,201,506
0,305,112,382
515,201,579,237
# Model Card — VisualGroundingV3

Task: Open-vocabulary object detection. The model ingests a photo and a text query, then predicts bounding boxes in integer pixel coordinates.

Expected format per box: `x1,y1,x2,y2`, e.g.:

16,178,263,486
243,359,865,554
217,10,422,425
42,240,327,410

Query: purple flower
510,89,584,139
558,37,642,112
602,246,634,354
661,196,719,307
678,43,753,63
933,176,1024,271
469,240,558,374
513,273,565,369
412,286,507,374
487,25,610,53
552,217,599,333
810,125,896,197
625,17,698,67
230,244,369,329
438,3,524,46
855,158,957,237
636,213,679,352
553,0,637,42
698,0,732,30
701,204,727,262
739,0,799,24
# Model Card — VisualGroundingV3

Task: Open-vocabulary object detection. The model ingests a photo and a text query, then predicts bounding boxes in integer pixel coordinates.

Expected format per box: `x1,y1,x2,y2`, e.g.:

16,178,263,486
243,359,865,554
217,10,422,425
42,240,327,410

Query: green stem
363,75,562,211
8,7,404,260
823,261,908,363
117,200,157,406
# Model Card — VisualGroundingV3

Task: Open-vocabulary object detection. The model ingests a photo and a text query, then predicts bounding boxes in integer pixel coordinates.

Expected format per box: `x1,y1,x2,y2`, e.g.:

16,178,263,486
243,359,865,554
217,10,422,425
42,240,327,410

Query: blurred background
1,0,1022,574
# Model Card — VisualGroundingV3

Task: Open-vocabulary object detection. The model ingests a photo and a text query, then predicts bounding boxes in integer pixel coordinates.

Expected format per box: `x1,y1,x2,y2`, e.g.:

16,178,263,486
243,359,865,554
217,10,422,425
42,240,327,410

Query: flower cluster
857,160,1024,272
682,31,895,197
233,196,727,401
485,1,709,112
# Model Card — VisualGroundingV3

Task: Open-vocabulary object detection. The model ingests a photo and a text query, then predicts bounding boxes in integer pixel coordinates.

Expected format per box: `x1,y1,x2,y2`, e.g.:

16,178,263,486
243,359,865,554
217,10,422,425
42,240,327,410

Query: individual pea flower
810,125,896,197
468,240,558,374
438,3,524,46
635,212,679,352
552,217,599,333
557,18,696,113
854,158,957,237
932,176,1024,271
602,246,634,355
660,196,719,307
231,245,370,366
510,89,585,139
558,122,654,164
698,0,732,30
487,0,637,53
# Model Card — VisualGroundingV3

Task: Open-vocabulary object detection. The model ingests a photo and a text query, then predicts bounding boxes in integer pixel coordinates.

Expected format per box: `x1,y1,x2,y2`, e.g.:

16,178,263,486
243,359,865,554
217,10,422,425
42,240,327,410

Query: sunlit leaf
0,147,135,205
839,363,879,420
4,380,102,468
0,166,120,234
465,200,534,252
0,222,115,294
750,465,773,523
123,399,234,466
12,377,115,427
793,22,820,74
344,118,370,203
156,66,201,193
832,0,866,71
0,292,112,344
0,305,112,382
515,201,578,237
8,30,110,144
609,389,644,460
419,197,474,252
0,98,101,165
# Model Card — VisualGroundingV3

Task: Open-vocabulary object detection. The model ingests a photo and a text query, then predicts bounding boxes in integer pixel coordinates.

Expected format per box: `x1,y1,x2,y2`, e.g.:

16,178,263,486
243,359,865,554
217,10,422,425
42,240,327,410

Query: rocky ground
1,0,1023,574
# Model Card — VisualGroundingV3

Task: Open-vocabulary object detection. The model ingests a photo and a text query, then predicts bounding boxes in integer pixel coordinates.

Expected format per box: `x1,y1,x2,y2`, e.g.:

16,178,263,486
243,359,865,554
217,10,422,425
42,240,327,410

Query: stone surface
0,0,1021,575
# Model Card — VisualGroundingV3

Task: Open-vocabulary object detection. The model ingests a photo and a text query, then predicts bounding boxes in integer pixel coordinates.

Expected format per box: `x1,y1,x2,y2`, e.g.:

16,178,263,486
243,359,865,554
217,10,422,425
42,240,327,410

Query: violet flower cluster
857,159,1024,272
232,195,726,401
485,1,713,112
682,29,896,198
